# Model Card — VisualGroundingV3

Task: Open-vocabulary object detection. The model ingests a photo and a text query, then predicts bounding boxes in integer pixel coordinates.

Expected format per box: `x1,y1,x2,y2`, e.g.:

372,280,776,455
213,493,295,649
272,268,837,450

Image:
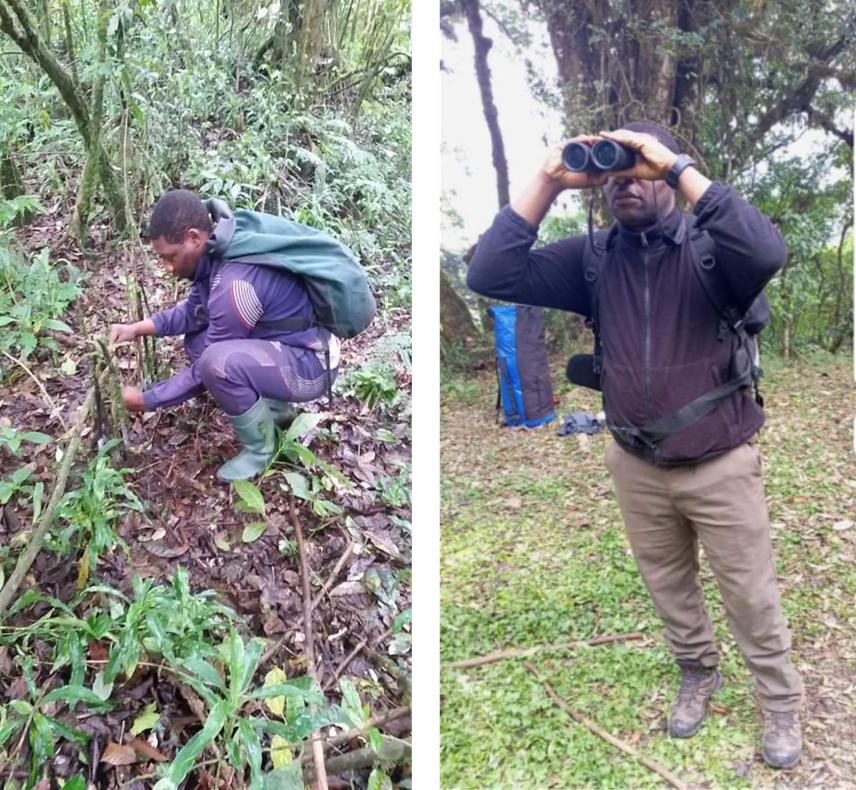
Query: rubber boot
262,398,297,428
217,399,276,482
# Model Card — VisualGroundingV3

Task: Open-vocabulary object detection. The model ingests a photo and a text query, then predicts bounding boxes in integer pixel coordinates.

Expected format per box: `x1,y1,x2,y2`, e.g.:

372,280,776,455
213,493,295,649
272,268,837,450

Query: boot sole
761,747,801,770
667,671,724,738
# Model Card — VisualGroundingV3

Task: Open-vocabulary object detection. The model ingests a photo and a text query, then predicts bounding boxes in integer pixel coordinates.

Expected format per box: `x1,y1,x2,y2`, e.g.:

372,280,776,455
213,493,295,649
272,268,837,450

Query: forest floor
440,354,855,789
0,208,411,788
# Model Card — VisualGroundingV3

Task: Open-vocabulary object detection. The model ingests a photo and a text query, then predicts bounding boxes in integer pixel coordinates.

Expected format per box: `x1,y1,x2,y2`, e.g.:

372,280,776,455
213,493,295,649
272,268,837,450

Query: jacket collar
192,253,212,284
609,207,686,250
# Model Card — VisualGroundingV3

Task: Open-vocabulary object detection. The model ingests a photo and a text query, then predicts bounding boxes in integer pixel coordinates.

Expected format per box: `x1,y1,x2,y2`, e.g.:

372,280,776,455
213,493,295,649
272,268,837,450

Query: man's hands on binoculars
546,129,679,188
598,129,679,181
542,135,610,190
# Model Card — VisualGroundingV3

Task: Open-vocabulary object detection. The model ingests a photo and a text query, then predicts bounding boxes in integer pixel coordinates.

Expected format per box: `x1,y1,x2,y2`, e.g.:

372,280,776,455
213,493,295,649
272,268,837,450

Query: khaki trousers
605,440,802,712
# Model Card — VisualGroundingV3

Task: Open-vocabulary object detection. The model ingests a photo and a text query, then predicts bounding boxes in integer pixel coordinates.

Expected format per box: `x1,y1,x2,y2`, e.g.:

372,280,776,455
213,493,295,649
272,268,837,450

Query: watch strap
666,154,696,188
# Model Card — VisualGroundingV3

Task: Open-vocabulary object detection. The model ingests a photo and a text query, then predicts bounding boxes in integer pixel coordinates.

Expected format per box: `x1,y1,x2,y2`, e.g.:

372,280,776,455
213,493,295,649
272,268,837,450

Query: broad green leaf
44,716,89,743
29,712,54,771
246,683,323,705
60,777,87,790
31,480,43,524
242,521,269,542
338,678,364,724
130,702,160,736
44,319,72,333
269,735,292,769
21,431,51,444
368,726,383,754
263,759,304,790
376,428,397,444
233,480,265,514
8,700,33,717
153,699,231,790
0,716,25,744
235,638,264,698
59,357,77,376
284,412,324,443
178,657,227,693
263,667,288,717
238,718,263,790
367,766,393,790
393,608,412,632
282,472,309,500
91,670,113,701
42,685,110,708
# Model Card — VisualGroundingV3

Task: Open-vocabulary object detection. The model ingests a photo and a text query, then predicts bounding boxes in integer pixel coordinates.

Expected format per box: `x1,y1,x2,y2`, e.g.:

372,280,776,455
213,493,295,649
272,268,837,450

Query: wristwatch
665,154,696,188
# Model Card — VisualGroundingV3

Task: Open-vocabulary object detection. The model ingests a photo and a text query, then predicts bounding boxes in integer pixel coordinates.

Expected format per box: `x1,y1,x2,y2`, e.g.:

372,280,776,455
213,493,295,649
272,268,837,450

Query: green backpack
204,198,376,339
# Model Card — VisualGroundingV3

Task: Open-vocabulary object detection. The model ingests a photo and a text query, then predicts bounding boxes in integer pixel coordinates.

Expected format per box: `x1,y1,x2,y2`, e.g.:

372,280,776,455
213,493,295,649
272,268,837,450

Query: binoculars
562,139,636,173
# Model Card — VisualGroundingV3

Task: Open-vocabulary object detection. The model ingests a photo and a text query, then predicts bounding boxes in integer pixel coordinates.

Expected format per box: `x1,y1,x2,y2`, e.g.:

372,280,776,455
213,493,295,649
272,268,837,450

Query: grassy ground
440,354,856,789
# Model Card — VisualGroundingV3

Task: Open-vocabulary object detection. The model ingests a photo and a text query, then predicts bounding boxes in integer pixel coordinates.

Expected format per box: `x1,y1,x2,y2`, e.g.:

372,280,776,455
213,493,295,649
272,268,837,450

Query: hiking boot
217,398,277,482
668,664,723,738
761,710,801,769
262,398,297,428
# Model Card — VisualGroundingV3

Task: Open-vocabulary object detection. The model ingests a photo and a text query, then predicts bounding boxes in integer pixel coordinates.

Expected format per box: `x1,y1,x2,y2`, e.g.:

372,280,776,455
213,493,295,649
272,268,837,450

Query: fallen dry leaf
100,741,137,766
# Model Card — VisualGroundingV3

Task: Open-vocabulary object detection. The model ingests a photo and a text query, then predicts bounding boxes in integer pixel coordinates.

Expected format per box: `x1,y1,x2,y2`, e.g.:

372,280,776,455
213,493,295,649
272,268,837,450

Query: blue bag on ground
489,304,555,428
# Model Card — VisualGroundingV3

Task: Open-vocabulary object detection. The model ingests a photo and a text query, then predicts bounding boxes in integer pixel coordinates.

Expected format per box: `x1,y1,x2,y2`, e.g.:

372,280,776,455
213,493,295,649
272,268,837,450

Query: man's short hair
623,120,681,155
148,189,211,243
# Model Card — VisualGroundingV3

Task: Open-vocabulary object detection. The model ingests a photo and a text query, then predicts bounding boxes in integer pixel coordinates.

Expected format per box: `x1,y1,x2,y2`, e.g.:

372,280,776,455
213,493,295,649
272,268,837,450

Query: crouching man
111,189,340,482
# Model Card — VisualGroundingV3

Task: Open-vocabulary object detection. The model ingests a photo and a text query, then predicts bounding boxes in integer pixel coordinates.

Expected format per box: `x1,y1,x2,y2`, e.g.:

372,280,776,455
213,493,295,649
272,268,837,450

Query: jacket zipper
641,233,652,423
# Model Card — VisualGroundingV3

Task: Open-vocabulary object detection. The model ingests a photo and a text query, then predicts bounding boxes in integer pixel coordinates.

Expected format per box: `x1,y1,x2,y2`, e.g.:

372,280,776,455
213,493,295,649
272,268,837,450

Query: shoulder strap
686,216,743,331
580,230,610,325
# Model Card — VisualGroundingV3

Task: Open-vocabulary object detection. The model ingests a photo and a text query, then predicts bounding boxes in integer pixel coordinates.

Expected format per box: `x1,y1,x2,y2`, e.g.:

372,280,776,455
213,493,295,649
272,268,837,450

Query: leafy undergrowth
440,354,855,789
0,209,411,787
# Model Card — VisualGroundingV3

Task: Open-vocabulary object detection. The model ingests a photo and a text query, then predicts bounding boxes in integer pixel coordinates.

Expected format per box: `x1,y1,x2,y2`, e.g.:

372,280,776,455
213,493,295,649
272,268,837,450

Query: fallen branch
0,386,94,618
303,735,411,781
292,500,328,790
524,662,688,790
0,349,68,430
323,625,393,693
448,632,644,669
300,706,410,761
311,541,354,610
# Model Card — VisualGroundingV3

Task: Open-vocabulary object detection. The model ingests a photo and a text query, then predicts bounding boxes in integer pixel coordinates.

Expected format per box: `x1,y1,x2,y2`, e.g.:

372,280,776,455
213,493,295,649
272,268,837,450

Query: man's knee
197,343,228,387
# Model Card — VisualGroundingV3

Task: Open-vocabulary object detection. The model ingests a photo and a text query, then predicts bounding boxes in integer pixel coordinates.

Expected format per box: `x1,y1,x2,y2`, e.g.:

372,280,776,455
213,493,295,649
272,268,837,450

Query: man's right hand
110,323,138,344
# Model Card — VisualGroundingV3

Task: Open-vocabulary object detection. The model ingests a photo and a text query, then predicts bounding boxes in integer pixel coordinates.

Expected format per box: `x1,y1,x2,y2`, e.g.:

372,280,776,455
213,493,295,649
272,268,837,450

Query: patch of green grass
441,356,856,788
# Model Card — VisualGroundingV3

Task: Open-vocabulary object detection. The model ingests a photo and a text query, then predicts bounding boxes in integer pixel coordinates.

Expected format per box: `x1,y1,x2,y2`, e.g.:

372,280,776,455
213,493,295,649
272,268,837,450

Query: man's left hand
598,129,679,181
122,386,147,412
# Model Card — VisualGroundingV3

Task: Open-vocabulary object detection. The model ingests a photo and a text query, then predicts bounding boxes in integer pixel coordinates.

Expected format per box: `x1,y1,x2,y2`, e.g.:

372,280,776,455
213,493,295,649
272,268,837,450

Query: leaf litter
0,212,411,787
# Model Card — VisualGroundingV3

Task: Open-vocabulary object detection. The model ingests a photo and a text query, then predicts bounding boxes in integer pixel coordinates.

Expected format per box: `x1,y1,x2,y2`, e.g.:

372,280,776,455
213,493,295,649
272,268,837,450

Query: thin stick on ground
311,541,354,610
292,500,329,790
323,625,393,692
448,631,645,669
0,386,94,617
524,662,688,790
0,350,68,430
300,705,410,761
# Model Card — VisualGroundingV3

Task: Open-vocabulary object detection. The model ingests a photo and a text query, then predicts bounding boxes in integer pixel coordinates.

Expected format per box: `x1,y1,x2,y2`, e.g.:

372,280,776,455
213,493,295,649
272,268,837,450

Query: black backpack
566,216,770,450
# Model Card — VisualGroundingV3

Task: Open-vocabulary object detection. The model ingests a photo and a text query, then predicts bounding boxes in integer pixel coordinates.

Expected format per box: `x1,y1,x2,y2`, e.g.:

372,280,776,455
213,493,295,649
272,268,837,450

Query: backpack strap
686,216,744,337
580,230,610,377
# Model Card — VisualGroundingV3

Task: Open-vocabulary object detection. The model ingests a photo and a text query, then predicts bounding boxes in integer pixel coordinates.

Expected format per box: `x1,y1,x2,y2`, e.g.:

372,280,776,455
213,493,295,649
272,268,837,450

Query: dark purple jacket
467,182,786,466
142,255,324,410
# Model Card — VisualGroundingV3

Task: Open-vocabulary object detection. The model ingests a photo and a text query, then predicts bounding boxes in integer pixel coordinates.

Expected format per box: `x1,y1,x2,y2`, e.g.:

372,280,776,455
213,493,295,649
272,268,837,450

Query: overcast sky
441,10,842,254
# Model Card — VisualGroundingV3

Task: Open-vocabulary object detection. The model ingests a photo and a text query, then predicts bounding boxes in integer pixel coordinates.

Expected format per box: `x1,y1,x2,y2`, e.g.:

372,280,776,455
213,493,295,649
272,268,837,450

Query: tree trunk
441,270,477,346
461,0,509,208
0,0,128,236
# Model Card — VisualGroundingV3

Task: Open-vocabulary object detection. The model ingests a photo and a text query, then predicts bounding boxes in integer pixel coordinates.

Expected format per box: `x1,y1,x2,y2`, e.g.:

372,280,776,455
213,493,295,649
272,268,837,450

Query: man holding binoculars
467,121,802,768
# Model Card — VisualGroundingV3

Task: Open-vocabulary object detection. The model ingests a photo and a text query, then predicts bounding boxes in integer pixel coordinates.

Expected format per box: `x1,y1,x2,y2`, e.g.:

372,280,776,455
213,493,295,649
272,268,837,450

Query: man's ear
186,227,207,249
